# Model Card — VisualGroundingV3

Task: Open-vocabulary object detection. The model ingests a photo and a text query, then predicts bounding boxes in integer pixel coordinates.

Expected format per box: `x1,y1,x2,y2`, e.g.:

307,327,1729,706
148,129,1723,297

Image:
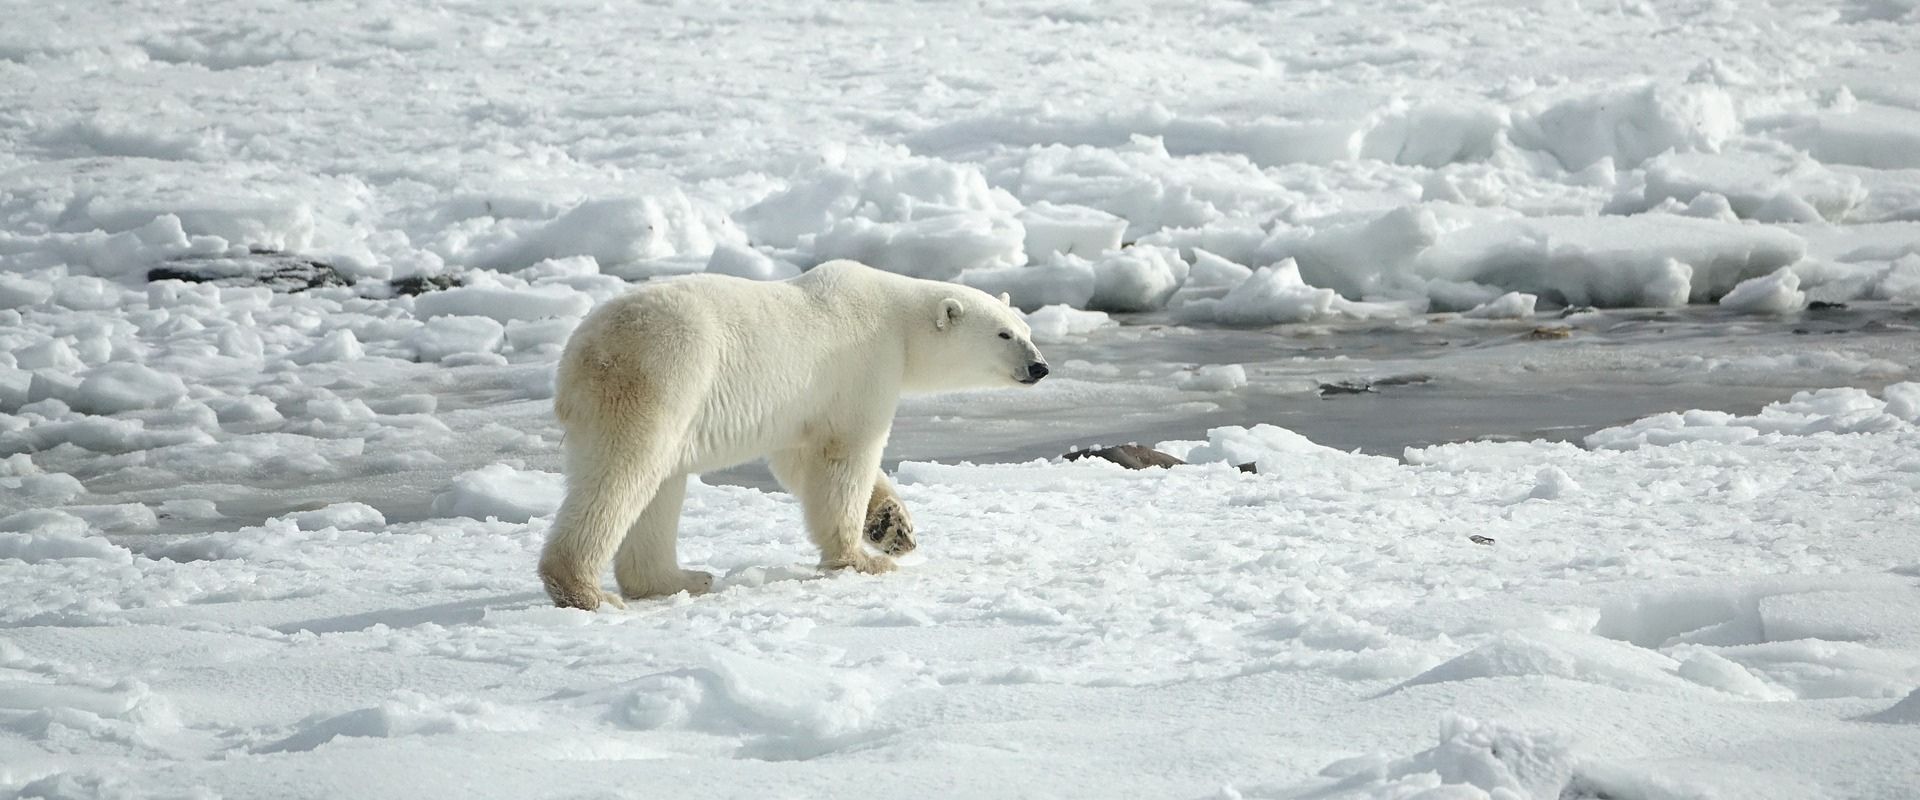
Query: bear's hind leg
771,442,897,575
614,473,715,599
539,439,672,610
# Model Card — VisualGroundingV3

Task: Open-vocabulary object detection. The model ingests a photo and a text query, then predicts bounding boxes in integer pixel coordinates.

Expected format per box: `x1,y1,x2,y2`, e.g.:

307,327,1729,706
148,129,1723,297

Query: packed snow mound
1412,213,1806,307
258,691,543,754
1084,244,1190,312
1462,291,1537,319
1586,384,1920,449
1511,83,1739,171
430,464,564,523
737,157,1025,280
1157,423,1366,473
69,363,190,416
1396,629,1691,694
0,526,133,565
412,282,593,324
1608,151,1867,223
1020,304,1115,344
1312,715,1577,800
463,193,746,273
1017,201,1126,259
1718,267,1807,314
961,257,1097,311
1769,103,1920,171
910,100,1507,169
592,650,882,753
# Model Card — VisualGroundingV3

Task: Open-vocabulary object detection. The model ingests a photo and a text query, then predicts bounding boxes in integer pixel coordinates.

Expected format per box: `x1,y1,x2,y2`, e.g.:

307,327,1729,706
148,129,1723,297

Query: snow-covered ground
5,0,1920,797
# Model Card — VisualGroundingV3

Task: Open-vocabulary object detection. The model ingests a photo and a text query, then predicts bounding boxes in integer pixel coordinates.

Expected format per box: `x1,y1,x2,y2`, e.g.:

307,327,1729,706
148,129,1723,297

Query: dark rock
1807,300,1849,311
1318,374,1431,396
1066,444,1258,474
1065,444,1186,470
149,250,351,293
1468,535,1495,546
390,274,464,296
1318,380,1374,396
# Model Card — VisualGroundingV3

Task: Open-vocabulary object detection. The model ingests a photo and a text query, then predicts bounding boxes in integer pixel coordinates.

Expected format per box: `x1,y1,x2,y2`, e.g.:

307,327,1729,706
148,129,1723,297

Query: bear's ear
936,297,965,331
996,292,1011,307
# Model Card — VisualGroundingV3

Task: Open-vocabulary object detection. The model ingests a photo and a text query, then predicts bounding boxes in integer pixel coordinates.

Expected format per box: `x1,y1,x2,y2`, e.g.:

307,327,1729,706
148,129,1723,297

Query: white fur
538,259,1046,609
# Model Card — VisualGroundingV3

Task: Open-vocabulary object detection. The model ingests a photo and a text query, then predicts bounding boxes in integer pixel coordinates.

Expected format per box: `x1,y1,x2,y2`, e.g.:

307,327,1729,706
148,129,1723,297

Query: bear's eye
998,331,1012,340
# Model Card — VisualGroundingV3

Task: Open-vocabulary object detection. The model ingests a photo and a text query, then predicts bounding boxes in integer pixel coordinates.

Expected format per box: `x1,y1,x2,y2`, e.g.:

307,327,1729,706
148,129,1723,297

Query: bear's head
906,288,1049,392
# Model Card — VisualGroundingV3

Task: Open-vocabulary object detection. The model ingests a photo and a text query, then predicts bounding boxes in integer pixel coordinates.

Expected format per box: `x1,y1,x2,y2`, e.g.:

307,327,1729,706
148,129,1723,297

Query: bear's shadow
273,592,548,634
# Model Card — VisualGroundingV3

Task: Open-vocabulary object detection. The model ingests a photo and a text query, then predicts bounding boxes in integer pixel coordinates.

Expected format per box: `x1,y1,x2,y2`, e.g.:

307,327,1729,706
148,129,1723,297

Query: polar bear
538,259,1050,609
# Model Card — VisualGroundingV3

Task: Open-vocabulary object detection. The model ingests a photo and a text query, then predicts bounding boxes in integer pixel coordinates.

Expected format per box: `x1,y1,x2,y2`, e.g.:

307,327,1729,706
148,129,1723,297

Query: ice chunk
1211,259,1337,324
0,526,132,564
705,243,800,281
0,275,53,309
1020,305,1114,344
1018,202,1126,259
1718,267,1807,314
1512,83,1738,171
1610,152,1866,223
1774,104,1920,170
430,464,564,523
472,193,745,272
287,329,365,365
1461,291,1537,319
737,158,1026,279
1869,254,1920,303
1175,364,1248,392
291,502,387,531
1085,244,1189,312
414,284,593,324
70,363,189,415
959,258,1097,311
407,316,505,362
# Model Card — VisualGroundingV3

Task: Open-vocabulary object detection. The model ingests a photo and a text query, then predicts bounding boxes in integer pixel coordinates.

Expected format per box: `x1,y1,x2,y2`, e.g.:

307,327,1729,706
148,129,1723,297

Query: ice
0,526,131,564
429,464,564,523
287,329,365,365
0,275,52,309
1018,201,1127,259
6,0,1920,796
1771,104,1920,171
1175,364,1248,392
1511,83,1739,171
1718,266,1807,314
704,243,801,282
1586,384,1917,449
959,257,1097,311
1608,151,1867,223
69,363,189,416
1461,291,1537,319
1085,244,1190,312
1020,304,1115,344
467,194,745,273
737,157,1025,279
412,283,593,325
406,316,505,363
1207,259,1339,324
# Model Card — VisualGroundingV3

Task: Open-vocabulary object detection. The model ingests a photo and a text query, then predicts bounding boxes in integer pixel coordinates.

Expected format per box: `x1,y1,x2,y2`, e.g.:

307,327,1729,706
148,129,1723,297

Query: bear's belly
674,406,802,474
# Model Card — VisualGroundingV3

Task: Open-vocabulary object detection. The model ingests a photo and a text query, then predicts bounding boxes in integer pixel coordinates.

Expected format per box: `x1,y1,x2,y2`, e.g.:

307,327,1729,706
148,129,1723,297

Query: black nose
1023,362,1049,383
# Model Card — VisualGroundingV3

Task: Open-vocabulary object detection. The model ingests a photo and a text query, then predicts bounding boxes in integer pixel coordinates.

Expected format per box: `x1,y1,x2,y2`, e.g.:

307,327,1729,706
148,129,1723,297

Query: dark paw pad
863,499,916,555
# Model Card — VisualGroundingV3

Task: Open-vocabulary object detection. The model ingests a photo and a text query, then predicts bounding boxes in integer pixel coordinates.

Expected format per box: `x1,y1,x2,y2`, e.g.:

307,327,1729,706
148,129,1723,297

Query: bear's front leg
864,475,916,557
772,443,897,575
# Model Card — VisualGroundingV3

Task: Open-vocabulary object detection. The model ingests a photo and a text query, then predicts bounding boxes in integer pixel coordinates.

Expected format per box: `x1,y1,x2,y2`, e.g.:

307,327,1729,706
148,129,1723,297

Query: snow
5,0,1920,796
429,464,566,524
1719,266,1808,314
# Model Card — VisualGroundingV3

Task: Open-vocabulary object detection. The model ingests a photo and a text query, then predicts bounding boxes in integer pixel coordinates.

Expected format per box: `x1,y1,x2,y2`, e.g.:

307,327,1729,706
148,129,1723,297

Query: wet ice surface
714,303,1920,490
